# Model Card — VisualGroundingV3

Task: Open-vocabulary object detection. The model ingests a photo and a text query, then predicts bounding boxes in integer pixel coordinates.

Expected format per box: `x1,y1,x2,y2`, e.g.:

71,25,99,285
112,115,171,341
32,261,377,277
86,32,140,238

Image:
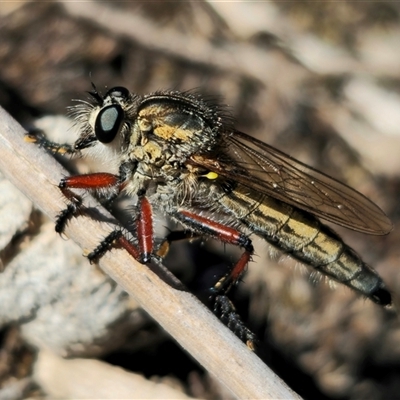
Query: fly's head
70,86,139,173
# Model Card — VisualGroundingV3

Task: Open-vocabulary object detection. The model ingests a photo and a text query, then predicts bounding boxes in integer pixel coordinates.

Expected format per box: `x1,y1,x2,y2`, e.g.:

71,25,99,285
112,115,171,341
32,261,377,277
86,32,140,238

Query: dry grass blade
0,106,302,399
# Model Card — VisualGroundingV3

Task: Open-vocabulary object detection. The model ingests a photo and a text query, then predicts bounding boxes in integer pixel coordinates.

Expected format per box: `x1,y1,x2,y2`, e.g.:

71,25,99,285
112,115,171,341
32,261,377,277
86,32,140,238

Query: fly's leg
214,295,258,350
48,172,137,262
79,195,152,263
56,173,156,264
85,193,153,263
25,129,77,156
136,194,154,263
172,210,258,348
55,188,83,233
174,211,254,293
55,172,122,233
87,229,141,263
85,192,153,264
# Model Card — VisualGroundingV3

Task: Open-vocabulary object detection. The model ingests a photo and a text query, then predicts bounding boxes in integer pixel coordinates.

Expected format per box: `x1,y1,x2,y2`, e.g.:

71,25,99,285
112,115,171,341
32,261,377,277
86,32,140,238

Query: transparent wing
190,130,392,235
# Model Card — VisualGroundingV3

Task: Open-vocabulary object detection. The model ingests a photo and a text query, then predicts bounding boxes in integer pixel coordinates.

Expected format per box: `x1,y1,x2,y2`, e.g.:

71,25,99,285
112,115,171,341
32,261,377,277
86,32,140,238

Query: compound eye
95,104,124,143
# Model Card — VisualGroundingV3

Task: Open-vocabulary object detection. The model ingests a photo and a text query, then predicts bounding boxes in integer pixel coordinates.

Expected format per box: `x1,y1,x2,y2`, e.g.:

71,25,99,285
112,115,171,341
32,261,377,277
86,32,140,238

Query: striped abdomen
217,184,390,305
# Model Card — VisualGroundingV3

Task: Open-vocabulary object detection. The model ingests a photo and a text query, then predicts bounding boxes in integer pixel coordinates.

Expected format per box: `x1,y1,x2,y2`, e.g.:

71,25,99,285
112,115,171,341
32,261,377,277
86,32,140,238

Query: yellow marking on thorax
154,125,193,141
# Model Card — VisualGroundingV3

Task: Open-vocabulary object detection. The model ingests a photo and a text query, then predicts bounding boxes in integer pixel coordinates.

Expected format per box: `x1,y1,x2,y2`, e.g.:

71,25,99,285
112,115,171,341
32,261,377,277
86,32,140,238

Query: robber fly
26,86,393,345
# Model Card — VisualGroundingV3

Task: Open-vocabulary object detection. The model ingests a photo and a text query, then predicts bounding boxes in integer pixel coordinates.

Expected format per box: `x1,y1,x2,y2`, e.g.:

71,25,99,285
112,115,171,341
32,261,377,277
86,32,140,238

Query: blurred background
1,1,400,399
